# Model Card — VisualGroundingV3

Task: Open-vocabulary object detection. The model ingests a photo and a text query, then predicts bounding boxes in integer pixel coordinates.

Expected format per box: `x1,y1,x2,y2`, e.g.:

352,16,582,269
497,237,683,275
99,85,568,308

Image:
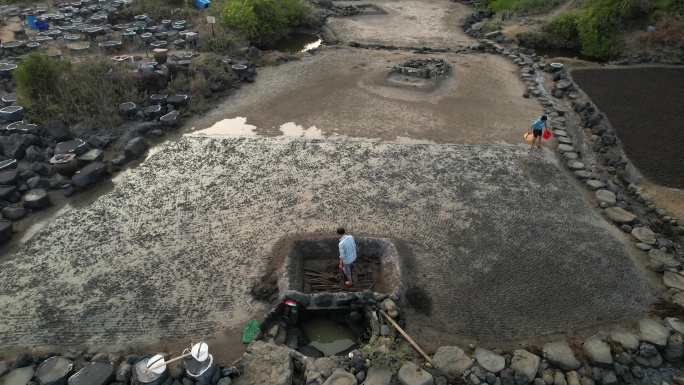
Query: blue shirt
339,235,357,264
532,119,547,131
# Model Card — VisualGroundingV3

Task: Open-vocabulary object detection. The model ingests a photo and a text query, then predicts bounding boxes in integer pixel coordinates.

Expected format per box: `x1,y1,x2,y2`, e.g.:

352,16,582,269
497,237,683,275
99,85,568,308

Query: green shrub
15,54,139,128
545,12,580,42
480,0,562,15
575,0,647,59
13,52,71,106
220,0,315,39
125,0,194,21
483,20,503,32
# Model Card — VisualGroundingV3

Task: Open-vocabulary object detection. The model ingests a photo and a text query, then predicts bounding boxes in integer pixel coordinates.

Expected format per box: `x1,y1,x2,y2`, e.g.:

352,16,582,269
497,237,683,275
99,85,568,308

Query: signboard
207,16,216,24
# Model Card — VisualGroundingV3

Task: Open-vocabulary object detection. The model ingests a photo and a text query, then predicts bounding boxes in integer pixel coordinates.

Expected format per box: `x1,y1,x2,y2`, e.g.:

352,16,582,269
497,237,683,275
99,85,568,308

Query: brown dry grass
651,297,684,319
564,338,591,365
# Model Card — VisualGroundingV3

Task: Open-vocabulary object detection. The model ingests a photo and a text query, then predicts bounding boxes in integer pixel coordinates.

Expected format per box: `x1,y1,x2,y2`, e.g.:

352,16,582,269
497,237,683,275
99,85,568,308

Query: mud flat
571,67,684,189
0,136,656,351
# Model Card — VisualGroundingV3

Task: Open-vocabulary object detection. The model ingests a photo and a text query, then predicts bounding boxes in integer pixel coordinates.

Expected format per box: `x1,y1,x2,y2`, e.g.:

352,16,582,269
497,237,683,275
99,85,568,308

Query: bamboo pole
379,309,434,366
147,352,192,371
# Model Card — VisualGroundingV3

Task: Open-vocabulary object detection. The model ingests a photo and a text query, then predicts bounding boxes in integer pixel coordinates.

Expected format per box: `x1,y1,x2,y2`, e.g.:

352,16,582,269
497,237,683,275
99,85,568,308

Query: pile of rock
0,348,242,385
391,58,451,78
256,290,404,358
347,41,451,54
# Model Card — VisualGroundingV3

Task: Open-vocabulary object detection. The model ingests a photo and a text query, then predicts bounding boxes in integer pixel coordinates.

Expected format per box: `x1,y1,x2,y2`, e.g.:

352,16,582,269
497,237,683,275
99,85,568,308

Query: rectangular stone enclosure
280,238,402,298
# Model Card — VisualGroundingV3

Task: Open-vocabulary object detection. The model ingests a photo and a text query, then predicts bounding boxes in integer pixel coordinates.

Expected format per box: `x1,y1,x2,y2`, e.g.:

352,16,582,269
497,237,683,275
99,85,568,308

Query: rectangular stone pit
280,237,402,310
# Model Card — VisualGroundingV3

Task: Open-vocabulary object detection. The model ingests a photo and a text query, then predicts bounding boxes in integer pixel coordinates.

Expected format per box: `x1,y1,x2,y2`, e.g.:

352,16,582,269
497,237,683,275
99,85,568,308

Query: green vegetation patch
219,0,318,39
540,0,684,59
479,0,562,15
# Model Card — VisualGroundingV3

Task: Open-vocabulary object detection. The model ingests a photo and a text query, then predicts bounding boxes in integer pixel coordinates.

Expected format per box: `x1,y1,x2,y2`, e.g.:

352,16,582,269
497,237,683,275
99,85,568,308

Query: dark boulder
124,137,148,160
76,149,104,166
160,110,180,127
121,123,155,143
118,102,138,117
12,353,33,368
2,206,25,220
0,106,25,123
27,176,52,190
0,159,18,172
0,185,16,200
25,145,46,162
44,121,73,142
18,169,37,181
0,219,12,244
68,361,116,385
298,346,324,359
32,163,55,177
22,188,50,210
20,133,41,147
36,356,74,385
3,136,25,160
88,133,112,149
166,94,189,108
72,162,106,188
0,169,17,185
54,139,88,156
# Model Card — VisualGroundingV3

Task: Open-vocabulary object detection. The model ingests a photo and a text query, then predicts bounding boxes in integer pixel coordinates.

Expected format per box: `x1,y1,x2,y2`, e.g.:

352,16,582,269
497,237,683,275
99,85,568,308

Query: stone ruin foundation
385,58,452,91
279,237,402,297
248,237,405,360
390,58,451,79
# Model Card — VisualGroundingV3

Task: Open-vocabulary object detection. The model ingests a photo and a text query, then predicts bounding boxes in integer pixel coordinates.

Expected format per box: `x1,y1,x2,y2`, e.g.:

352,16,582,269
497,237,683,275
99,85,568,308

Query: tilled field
571,67,684,189
0,136,655,348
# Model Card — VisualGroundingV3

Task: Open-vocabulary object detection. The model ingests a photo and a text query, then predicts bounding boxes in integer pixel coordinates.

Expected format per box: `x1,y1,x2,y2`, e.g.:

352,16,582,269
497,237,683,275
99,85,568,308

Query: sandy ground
326,0,474,47
190,48,541,145
0,0,671,362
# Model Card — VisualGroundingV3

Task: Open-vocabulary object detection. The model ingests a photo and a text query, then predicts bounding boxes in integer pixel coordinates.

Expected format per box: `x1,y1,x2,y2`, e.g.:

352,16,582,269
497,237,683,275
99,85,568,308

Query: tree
13,52,70,103
220,0,310,39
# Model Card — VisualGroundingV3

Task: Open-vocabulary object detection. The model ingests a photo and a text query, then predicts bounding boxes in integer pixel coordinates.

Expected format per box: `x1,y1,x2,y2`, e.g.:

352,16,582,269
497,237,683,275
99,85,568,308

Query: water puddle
300,317,359,356
279,122,323,138
187,118,324,139
188,117,258,137
261,32,321,53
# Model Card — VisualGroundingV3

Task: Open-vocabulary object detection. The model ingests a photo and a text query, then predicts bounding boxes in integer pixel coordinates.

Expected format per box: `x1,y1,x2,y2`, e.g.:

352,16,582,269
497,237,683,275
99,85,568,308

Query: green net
242,319,259,343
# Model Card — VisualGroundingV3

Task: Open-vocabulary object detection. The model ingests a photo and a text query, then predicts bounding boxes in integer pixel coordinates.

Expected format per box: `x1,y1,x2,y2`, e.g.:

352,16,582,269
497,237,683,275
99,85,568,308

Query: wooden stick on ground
379,309,434,366
147,352,193,371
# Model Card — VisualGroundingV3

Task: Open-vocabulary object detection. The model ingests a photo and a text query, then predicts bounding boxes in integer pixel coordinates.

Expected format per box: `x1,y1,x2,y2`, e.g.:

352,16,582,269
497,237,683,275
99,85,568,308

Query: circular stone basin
134,14,147,21
1,41,22,49
98,41,121,48
64,34,82,41
150,41,168,48
549,62,564,72
83,27,103,35
27,42,40,49
45,30,62,37
141,32,154,42
31,36,53,43
67,41,90,51
2,93,17,104
231,64,248,74
161,19,172,26
173,39,185,46
0,63,17,73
